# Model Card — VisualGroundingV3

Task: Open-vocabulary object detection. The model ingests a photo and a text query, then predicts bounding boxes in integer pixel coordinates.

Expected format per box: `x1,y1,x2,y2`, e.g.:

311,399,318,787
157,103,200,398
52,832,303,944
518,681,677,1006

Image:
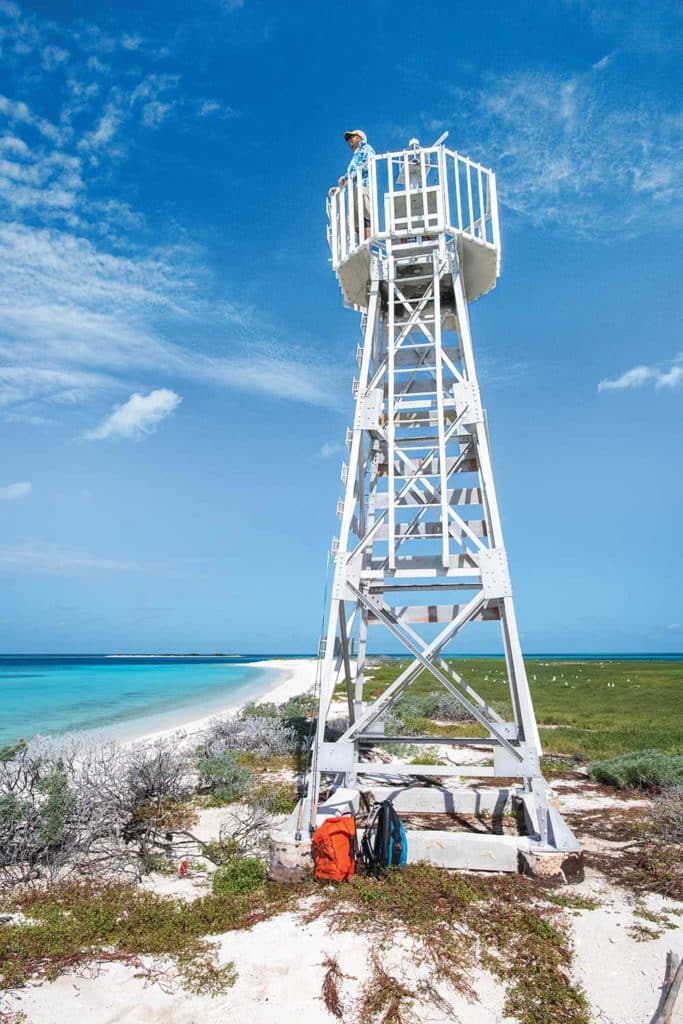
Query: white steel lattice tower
280,139,581,875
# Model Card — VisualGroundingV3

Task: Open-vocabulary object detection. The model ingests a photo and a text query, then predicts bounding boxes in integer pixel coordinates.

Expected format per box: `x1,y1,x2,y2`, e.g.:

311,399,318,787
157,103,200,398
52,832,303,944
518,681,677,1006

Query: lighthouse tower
276,137,580,876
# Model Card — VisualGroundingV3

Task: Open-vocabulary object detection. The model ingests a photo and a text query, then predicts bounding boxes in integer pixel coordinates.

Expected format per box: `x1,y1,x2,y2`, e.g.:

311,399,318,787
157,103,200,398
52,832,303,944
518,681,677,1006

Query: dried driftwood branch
650,951,683,1024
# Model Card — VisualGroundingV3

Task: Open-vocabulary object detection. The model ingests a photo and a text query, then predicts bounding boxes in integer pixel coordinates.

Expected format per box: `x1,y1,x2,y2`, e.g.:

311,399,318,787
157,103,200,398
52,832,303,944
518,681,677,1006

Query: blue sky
0,0,681,654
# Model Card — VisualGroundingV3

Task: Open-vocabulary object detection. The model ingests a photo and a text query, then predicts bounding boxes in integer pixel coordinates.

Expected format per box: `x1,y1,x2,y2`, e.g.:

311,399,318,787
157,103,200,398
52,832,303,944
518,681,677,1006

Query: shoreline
116,657,319,748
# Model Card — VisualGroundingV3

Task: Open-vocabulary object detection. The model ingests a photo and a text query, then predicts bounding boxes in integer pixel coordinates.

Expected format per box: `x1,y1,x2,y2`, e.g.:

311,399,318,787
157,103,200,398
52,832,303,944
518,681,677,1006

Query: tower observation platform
270,138,581,881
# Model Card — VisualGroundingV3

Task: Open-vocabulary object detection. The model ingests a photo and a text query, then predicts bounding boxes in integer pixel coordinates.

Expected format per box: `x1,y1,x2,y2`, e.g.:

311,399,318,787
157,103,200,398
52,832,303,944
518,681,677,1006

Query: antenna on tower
270,133,582,883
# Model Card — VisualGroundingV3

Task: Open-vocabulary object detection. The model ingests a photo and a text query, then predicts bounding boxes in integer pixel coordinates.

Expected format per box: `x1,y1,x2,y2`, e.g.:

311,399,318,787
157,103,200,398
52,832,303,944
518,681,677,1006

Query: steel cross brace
341,584,522,762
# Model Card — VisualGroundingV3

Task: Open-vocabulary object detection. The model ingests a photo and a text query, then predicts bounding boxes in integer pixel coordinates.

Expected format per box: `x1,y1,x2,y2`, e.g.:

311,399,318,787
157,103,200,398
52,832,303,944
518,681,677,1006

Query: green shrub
37,760,75,848
175,947,237,996
240,701,279,719
212,857,267,896
204,836,241,865
250,782,298,815
145,853,176,875
588,750,683,790
197,752,250,804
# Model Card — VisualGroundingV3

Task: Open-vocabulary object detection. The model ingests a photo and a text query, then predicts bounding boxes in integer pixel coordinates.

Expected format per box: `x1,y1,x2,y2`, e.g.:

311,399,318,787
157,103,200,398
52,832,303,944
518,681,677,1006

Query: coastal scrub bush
196,752,250,804
240,701,279,719
0,739,84,885
588,750,683,790
654,786,683,844
212,856,267,897
199,715,297,759
250,781,298,815
0,735,199,887
36,760,75,849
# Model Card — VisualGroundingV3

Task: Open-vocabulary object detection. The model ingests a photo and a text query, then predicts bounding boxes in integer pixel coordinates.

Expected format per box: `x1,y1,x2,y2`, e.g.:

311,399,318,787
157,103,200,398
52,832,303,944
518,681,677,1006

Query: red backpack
312,815,358,882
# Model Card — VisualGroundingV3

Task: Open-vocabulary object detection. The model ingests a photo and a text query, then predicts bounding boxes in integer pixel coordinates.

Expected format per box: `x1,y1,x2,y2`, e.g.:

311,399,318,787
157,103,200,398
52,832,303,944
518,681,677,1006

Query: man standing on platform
330,129,375,238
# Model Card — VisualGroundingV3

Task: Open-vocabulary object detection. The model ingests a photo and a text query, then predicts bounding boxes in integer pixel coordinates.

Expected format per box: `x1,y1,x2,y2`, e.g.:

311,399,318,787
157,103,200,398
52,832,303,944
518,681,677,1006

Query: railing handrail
327,144,501,278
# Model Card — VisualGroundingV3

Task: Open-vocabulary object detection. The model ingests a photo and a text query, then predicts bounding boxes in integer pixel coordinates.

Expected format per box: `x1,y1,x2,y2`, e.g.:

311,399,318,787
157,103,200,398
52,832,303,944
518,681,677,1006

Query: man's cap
344,129,366,142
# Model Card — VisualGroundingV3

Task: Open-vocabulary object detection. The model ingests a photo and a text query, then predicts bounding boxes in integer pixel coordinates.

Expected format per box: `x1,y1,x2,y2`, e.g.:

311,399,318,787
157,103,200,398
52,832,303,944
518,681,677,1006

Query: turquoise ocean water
0,655,287,746
1,653,680,748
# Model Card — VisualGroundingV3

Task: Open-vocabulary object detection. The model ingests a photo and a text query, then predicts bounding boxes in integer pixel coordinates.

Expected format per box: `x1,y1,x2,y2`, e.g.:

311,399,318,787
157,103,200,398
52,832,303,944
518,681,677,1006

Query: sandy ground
5,865,682,1024
2,668,682,1024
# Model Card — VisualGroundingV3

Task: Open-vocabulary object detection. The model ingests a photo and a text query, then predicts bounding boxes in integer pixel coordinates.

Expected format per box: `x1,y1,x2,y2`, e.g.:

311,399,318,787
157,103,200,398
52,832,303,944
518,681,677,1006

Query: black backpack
360,799,408,873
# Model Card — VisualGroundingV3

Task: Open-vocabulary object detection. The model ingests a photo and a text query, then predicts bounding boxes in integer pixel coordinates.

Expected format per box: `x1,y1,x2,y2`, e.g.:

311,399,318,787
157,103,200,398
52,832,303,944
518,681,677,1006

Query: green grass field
342,658,683,762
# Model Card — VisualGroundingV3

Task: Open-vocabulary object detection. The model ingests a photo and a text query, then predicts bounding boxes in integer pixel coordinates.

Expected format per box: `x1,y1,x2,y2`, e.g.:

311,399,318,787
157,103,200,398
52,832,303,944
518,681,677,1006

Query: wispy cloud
83,388,181,440
0,481,31,500
130,74,179,130
598,353,683,391
0,8,343,427
197,99,237,119
0,540,175,574
78,101,124,152
562,0,683,57
319,441,344,458
0,223,345,416
0,92,61,142
438,67,683,236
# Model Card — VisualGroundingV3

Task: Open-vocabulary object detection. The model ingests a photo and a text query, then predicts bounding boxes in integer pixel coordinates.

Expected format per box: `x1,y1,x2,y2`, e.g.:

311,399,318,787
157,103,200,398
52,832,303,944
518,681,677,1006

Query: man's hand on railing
329,176,348,197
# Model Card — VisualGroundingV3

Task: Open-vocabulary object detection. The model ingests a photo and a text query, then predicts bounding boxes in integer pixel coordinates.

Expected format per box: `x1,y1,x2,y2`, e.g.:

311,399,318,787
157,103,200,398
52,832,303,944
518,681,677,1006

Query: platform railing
327,145,500,271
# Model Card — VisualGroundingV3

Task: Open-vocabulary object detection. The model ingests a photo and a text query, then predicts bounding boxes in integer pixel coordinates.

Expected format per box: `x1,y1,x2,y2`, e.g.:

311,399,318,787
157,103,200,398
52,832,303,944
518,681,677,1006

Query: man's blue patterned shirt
346,141,375,185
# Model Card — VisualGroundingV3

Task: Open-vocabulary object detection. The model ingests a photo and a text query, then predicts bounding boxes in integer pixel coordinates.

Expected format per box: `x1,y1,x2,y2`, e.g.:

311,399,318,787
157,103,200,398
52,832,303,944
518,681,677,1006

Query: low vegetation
0,875,296,995
353,657,683,762
570,789,683,901
587,750,683,790
309,864,591,1024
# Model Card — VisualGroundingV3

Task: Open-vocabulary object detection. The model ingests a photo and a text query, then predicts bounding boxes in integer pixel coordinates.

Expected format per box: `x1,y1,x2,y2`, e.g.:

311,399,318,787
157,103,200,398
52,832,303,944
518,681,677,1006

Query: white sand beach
116,657,319,748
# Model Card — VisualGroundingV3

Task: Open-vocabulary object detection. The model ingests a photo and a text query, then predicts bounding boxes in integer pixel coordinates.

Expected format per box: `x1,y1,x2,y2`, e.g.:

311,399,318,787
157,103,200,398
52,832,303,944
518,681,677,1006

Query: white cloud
0,41,343,425
319,441,344,458
197,99,237,119
562,0,683,57
443,69,683,236
0,142,83,213
598,354,683,391
0,222,347,415
86,55,109,73
0,93,61,143
0,481,31,500
198,100,220,117
0,540,160,574
141,100,171,129
130,74,179,129
78,102,123,151
41,45,69,70
83,388,182,440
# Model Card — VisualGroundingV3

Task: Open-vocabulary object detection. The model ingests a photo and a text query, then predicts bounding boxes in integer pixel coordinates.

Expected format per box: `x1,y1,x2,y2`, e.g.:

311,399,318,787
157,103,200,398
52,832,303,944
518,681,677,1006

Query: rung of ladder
368,555,480,577
374,487,482,509
394,455,478,477
358,736,504,747
375,520,487,540
367,603,500,625
356,763,497,777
